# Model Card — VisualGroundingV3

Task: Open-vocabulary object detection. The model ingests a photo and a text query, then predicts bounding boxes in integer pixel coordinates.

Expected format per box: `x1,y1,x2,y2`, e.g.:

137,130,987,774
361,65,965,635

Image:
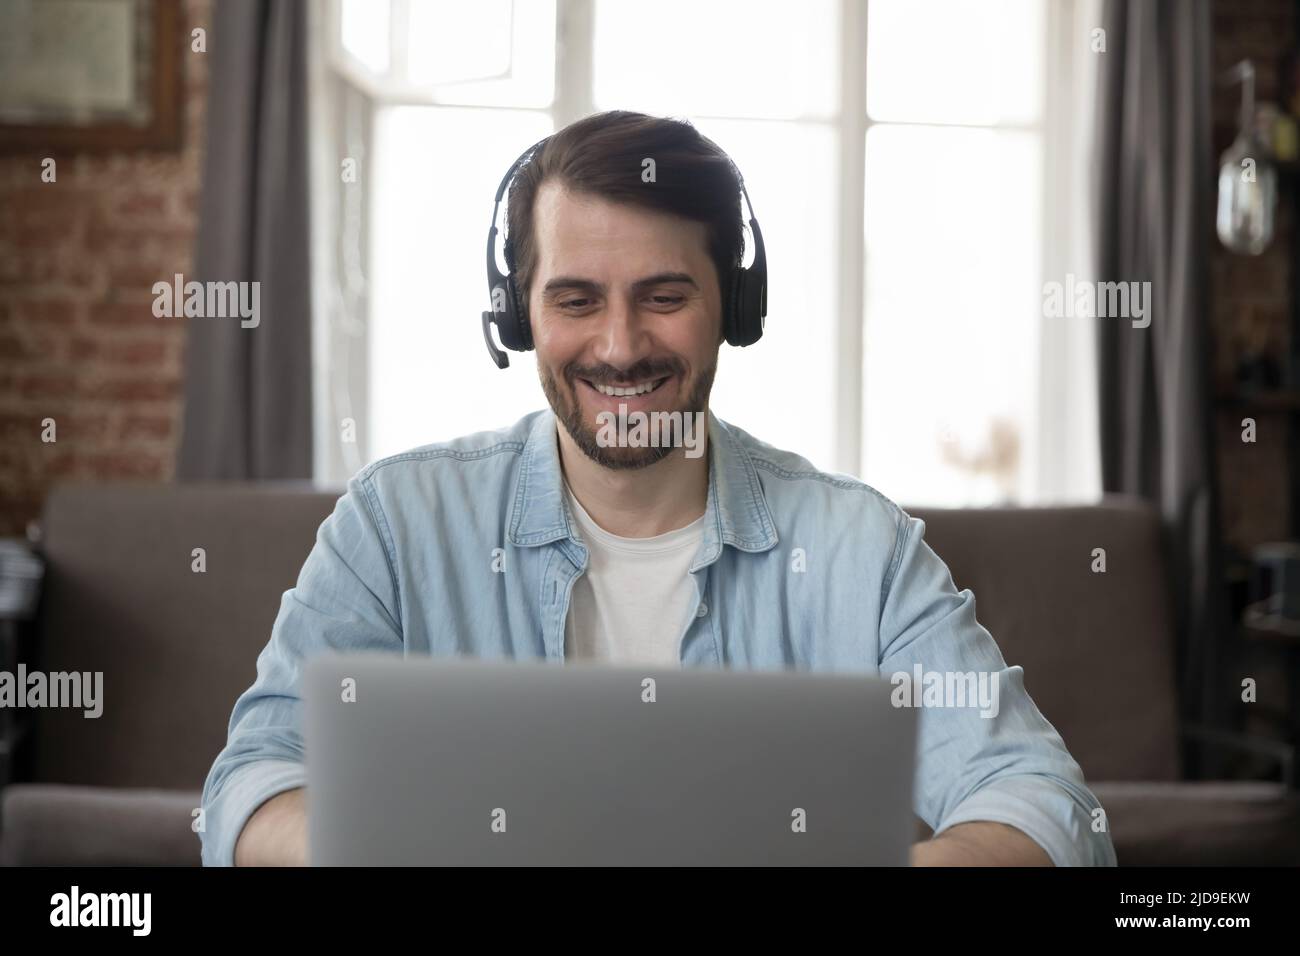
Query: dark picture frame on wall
0,0,182,152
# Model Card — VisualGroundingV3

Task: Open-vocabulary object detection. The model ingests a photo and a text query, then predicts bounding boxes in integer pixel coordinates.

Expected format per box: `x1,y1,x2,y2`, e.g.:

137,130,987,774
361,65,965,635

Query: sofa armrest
1092,780,1300,865
0,783,202,866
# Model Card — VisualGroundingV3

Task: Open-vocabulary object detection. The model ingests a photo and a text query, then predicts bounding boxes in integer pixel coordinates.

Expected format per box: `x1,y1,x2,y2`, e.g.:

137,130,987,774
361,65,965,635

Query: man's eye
559,298,593,310
649,295,685,306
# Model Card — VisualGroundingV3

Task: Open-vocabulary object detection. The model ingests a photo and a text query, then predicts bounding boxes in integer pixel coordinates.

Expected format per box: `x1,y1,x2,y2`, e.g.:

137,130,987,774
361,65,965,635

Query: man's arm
200,476,404,866
878,510,1116,867
911,821,1053,866
235,789,308,867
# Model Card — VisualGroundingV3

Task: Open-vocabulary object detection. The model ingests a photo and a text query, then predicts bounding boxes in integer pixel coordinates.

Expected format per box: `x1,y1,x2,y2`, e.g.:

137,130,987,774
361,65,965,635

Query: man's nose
593,296,649,369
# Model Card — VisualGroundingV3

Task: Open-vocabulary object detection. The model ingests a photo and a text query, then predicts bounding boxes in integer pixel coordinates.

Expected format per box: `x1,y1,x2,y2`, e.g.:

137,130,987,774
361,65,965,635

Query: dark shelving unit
1213,150,1300,767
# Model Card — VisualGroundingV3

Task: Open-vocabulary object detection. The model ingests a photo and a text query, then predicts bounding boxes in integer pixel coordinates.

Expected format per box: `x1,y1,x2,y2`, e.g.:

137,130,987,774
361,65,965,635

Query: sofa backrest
30,484,338,789
27,485,1181,791
910,499,1181,782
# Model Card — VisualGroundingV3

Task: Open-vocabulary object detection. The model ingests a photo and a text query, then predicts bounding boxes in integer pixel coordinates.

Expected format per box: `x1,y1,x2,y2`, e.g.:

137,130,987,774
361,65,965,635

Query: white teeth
595,378,663,397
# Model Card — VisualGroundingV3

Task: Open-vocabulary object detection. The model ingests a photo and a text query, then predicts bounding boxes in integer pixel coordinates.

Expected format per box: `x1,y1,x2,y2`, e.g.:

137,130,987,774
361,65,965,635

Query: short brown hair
504,110,745,319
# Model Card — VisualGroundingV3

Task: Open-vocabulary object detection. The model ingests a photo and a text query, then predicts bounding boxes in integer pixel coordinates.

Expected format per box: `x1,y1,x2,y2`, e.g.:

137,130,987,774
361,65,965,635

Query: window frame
319,0,1083,498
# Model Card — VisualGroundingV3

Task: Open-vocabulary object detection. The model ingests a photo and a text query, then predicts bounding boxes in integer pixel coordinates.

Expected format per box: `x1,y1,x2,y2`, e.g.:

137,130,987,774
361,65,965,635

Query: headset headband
481,133,767,369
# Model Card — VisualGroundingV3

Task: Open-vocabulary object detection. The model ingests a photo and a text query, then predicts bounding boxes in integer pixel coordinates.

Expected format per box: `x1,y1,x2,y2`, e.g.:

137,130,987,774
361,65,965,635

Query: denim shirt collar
508,409,779,569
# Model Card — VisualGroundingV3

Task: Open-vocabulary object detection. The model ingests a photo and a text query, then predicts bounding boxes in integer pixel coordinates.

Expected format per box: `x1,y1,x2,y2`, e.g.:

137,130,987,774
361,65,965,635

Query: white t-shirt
562,483,705,667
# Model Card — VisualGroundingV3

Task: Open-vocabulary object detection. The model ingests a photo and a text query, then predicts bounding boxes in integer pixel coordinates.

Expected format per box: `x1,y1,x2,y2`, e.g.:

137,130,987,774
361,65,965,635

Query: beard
539,354,716,470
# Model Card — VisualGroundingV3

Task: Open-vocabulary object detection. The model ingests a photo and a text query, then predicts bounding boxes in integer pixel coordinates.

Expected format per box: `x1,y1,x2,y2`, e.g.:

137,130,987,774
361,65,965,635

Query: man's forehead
532,181,708,261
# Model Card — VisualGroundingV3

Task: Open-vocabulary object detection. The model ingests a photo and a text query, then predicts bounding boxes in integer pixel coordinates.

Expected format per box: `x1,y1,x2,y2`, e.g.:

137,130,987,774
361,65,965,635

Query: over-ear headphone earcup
508,277,532,351
741,269,766,346
725,269,744,346
727,268,765,347
498,236,533,352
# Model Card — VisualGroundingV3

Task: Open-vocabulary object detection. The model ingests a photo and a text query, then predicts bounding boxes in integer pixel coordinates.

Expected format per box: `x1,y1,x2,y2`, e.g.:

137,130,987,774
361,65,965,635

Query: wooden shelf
1242,599,1300,646
1216,388,1300,412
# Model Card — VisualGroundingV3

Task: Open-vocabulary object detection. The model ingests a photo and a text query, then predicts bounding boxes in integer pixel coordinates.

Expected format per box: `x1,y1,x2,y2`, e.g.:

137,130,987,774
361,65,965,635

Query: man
201,110,1116,867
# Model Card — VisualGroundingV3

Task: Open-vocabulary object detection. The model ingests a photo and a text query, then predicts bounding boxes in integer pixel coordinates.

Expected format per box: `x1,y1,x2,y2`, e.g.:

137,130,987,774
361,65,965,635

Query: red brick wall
0,0,211,537
1212,0,1295,551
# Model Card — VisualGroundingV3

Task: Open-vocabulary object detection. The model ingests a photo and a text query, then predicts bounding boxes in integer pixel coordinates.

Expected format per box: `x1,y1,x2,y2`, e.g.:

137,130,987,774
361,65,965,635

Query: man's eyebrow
540,272,699,298
541,277,602,297
633,272,698,290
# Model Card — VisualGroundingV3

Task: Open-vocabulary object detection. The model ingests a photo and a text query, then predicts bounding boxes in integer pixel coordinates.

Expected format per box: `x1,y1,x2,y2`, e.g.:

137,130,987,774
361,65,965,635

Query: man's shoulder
354,410,545,489
719,417,905,524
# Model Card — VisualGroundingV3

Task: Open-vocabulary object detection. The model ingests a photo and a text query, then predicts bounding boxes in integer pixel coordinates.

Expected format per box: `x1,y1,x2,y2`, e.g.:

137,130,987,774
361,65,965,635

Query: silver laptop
304,653,916,866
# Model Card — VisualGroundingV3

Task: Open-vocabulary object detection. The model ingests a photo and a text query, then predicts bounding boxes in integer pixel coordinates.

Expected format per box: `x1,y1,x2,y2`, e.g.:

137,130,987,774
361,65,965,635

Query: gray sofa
2,484,1296,865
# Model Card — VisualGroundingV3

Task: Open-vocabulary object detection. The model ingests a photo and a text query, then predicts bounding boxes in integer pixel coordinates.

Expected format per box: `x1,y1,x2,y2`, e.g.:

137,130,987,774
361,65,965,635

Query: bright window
861,0,1045,506
325,0,1084,506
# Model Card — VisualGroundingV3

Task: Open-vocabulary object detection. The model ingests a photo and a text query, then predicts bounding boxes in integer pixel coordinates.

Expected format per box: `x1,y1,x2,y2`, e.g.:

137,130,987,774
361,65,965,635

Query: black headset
480,135,768,369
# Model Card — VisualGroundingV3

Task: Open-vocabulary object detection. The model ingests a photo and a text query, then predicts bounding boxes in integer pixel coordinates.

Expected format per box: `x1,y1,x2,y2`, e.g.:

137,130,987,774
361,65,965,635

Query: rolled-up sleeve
200,476,404,866
878,512,1116,867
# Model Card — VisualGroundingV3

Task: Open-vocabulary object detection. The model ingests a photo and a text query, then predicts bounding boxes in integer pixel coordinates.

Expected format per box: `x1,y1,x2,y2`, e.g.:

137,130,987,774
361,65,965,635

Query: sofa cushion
31,483,338,790
0,784,203,866
910,500,1181,784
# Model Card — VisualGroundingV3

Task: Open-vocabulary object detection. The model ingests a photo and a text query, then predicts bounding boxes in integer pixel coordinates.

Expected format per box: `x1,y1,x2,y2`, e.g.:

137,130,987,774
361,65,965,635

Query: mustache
567,358,684,387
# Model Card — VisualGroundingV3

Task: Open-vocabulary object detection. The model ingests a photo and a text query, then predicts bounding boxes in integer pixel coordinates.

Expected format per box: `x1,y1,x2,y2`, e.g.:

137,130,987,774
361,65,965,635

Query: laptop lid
305,654,916,865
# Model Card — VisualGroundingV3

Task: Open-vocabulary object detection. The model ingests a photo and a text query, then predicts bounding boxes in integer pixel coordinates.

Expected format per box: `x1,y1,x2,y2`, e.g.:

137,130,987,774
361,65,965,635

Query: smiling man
201,110,1116,868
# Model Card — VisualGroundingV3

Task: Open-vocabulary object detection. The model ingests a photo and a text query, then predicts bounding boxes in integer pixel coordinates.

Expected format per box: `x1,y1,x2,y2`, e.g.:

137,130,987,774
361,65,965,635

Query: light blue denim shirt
200,409,1116,867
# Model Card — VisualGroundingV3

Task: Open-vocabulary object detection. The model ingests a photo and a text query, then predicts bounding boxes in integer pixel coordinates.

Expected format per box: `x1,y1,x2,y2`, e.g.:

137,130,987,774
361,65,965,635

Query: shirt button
696,602,708,618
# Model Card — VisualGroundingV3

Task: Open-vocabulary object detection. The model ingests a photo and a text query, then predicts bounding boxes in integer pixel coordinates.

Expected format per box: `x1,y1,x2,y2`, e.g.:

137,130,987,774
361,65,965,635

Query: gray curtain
1093,0,1227,754
177,0,312,479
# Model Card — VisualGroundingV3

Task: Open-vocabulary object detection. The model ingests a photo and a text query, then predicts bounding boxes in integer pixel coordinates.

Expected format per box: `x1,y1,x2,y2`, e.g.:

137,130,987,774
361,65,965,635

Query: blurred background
0,0,1297,866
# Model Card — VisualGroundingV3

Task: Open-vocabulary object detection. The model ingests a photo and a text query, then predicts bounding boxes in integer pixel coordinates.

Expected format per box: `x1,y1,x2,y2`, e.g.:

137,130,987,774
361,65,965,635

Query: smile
580,375,670,397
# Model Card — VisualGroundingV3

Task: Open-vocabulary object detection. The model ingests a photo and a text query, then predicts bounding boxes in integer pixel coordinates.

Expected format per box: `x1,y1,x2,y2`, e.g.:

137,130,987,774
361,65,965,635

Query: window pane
341,0,390,75
690,119,838,471
861,125,1041,506
593,0,838,120
407,0,512,86
369,107,552,460
866,0,1043,125
405,0,555,107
